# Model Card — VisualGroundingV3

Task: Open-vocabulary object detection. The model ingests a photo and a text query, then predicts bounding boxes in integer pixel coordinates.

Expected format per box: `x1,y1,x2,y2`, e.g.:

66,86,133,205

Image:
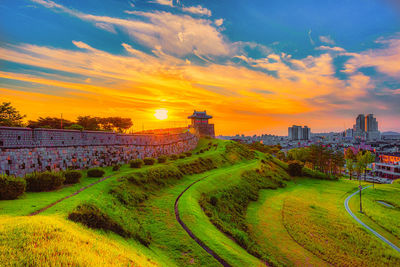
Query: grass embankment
0,215,156,266
196,154,290,265
349,182,400,246
1,138,259,266
0,167,114,216
248,178,400,266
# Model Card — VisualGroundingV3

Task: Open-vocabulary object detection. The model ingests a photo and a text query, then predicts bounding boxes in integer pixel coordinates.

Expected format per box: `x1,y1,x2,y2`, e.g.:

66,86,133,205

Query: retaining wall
0,127,199,176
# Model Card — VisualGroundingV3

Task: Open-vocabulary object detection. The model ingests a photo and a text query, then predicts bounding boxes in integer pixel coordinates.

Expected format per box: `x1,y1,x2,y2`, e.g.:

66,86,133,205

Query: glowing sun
154,108,168,120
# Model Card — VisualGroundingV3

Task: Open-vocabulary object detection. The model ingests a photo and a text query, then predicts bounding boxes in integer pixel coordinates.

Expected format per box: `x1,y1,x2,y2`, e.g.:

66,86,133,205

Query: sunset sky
1,0,399,135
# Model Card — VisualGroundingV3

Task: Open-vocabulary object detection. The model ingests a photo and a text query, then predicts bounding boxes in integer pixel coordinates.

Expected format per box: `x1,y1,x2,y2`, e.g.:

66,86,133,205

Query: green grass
0,215,158,266
179,160,263,266
247,178,400,266
349,183,400,244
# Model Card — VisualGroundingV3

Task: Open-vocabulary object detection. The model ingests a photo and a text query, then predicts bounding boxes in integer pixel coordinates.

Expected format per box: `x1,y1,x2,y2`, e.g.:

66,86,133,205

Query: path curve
344,185,400,253
174,175,232,267
29,175,113,216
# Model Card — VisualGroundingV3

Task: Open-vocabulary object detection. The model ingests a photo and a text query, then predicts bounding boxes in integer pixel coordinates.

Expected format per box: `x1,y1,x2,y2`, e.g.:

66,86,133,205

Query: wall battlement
0,127,199,176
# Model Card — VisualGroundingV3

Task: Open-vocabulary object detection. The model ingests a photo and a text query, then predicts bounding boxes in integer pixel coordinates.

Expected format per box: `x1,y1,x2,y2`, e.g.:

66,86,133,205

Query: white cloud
214,18,224,27
308,29,315,45
31,0,230,57
95,22,117,33
319,35,335,45
182,5,212,16
316,46,345,52
149,0,173,7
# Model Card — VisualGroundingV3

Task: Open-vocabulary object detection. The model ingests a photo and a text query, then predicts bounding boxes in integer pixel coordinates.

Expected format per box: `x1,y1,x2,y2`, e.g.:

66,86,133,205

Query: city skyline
1,0,400,135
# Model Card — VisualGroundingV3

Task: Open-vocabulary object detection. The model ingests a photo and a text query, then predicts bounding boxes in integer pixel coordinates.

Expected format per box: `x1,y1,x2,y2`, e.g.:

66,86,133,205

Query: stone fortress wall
0,127,199,177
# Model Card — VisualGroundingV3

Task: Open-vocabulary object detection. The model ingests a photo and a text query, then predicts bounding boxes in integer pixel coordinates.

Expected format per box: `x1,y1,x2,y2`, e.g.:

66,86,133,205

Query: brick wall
0,127,199,176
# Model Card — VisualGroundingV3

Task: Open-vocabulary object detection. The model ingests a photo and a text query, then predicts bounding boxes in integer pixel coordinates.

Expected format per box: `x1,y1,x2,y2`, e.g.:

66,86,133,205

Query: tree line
0,102,132,133
344,148,375,181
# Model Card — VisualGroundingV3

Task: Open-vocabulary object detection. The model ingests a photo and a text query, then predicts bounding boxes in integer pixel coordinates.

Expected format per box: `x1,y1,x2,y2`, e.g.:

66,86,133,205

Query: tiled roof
188,110,212,119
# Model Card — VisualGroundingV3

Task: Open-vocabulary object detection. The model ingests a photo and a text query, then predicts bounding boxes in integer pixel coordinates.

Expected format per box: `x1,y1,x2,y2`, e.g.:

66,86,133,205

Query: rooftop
188,110,213,119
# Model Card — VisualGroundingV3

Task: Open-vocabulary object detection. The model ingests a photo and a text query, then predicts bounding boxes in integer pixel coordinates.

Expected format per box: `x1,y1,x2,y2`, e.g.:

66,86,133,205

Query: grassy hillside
349,183,400,245
247,178,400,266
0,215,157,266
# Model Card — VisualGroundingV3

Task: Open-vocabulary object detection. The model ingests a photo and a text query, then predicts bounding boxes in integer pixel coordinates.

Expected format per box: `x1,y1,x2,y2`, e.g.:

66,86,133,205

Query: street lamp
359,173,363,213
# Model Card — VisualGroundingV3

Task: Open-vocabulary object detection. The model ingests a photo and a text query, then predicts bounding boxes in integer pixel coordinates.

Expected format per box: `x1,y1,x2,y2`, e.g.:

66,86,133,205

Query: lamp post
359,173,363,213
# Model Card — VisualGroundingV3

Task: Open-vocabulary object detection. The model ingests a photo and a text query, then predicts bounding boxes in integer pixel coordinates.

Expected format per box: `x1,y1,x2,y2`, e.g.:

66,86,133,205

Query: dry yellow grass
0,215,158,267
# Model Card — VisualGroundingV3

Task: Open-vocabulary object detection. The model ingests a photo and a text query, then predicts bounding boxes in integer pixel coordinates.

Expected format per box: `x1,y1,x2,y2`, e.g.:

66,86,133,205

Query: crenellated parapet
0,127,199,176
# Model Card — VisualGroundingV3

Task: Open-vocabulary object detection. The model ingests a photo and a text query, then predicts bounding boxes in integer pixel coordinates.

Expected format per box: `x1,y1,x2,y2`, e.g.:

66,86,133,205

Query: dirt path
174,175,232,267
29,175,113,216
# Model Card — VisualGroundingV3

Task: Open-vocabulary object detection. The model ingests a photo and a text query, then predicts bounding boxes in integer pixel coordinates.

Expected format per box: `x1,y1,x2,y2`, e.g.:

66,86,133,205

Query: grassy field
247,178,400,266
178,160,264,266
349,182,400,245
0,215,158,266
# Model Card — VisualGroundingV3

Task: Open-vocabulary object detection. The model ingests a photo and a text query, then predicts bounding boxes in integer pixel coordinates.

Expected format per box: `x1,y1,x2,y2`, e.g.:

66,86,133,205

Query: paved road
174,175,232,267
344,185,400,253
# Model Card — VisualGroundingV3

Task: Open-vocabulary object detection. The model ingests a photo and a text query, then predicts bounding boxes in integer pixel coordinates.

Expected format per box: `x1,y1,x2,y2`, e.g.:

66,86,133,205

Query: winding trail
174,175,232,267
29,175,113,216
344,185,400,253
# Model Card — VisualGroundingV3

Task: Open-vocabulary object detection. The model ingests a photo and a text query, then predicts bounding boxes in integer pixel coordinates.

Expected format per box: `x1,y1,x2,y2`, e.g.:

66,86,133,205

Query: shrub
288,160,304,176
303,167,336,180
143,157,156,165
112,164,121,171
25,172,65,192
177,157,217,175
184,151,192,157
87,168,105,178
68,203,130,238
130,159,144,168
169,154,178,160
0,174,26,200
157,156,167,163
179,153,186,159
63,170,82,184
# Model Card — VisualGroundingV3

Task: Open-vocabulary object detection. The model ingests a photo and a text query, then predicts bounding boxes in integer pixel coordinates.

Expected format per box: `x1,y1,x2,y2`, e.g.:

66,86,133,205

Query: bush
169,154,178,160
179,153,186,159
112,164,121,171
288,160,304,177
177,157,217,175
87,168,105,178
184,152,192,157
25,172,65,192
0,174,26,200
68,203,130,238
302,167,336,180
143,157,156,165
130,159,144,168
157,156,167,163
63,170,82,184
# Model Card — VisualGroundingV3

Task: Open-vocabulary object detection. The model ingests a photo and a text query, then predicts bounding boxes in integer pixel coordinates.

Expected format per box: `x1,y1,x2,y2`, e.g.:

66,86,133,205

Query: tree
76,116,100,131
346,158,355,180
27,117,73,129
0,102,26,127
362,151,375,181
288,160,304,176
98,117,133,133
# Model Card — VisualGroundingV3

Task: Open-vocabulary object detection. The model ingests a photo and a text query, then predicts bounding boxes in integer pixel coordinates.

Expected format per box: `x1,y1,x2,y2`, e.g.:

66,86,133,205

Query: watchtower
188,110,215,138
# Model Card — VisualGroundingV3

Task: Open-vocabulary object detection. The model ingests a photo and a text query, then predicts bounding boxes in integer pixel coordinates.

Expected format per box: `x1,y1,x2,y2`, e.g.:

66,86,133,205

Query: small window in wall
17,136,21,140
50,137,53,140
72,137,74,140
62,141,65,145
0,140,3,146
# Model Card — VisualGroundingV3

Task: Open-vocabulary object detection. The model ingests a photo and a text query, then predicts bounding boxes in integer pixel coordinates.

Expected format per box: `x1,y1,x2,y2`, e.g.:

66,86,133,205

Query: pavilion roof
188,110,212,119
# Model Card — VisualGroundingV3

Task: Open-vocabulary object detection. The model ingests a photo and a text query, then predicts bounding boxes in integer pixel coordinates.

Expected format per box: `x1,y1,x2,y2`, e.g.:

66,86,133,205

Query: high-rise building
356,114,365,132
352,114,380,140
288,125,310,140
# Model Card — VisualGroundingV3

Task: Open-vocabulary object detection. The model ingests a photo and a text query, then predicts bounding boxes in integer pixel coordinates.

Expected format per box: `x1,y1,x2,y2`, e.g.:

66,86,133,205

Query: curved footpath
29,175,113,216
174,175,232,267
344,185,400,253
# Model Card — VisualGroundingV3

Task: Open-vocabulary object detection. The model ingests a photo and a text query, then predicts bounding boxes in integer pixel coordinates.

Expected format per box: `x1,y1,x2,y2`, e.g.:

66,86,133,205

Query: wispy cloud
319,35,335,45
149,0,173,7
94,22,116,33
182,5,212,16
